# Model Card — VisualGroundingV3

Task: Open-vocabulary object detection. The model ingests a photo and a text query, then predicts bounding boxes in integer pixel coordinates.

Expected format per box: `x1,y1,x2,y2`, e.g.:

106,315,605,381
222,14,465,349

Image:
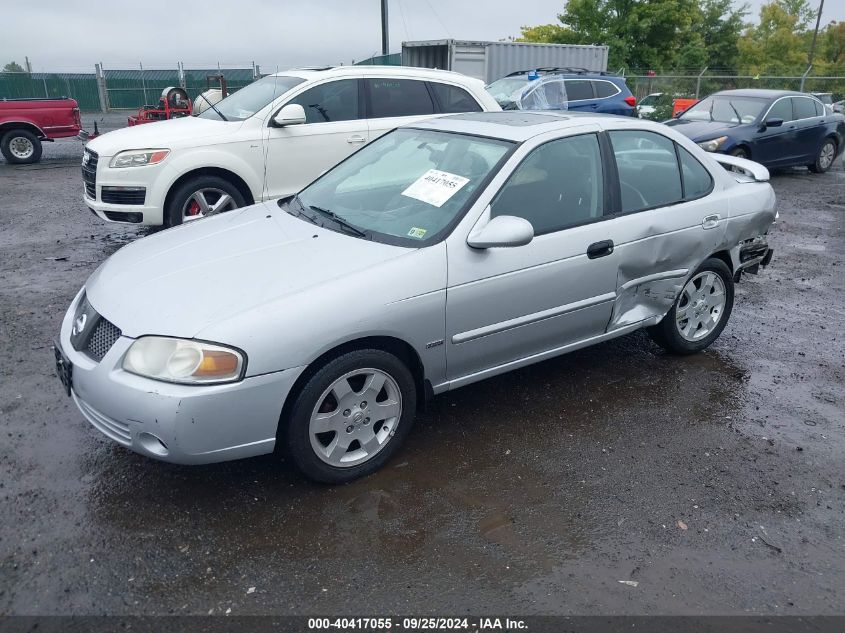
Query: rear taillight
624,95,636,107
72,107,81,126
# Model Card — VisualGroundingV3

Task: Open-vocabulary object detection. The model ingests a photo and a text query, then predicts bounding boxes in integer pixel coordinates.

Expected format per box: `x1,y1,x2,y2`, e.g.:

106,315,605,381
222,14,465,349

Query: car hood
664,118,741,141
86,115,242,157
85,202,412,339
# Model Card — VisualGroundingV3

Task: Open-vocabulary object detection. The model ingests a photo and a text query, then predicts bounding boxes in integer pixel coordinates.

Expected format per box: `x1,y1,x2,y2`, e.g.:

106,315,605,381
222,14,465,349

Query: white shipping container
401,40,609,84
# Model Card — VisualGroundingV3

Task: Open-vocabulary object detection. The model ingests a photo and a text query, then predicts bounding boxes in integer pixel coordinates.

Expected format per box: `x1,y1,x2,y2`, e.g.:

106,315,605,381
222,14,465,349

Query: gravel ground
1,117,843,617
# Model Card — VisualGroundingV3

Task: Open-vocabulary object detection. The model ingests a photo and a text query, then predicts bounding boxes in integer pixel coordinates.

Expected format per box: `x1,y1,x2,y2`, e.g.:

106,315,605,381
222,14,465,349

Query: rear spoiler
712,154,770,182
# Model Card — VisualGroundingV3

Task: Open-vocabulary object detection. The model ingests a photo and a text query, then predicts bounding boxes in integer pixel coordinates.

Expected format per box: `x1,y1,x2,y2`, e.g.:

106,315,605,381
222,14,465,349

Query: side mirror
764,117,783,128
467,215,534,249
272,104,306,127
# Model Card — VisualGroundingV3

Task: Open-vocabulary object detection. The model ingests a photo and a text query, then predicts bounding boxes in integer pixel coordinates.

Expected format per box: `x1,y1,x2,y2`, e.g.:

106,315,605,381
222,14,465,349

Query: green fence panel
103,69,181,109
355,53,401,66
0,72,100,111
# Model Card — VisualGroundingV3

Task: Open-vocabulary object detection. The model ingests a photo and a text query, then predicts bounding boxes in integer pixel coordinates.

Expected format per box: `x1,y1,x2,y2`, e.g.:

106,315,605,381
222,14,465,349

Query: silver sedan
55,112,776,483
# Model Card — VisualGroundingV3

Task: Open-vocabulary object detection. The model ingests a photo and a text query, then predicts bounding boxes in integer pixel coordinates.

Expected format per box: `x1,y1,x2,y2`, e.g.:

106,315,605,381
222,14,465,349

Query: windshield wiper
727,101,742,123
284,195,320,226
308,204,367,238
195,93,228,121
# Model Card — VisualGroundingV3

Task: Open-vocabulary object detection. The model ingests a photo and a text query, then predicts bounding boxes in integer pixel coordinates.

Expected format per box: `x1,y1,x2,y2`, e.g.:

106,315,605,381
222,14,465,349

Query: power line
421,0,451,38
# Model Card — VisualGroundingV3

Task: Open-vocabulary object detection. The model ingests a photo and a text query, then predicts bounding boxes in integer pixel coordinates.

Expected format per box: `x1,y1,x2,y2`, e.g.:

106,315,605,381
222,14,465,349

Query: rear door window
365,78,436,118
678,146,713,200
593,81,619,98
429,82,482,113
564,80,594,101
609,130,683,213
792,97,817,120
285,79,360,124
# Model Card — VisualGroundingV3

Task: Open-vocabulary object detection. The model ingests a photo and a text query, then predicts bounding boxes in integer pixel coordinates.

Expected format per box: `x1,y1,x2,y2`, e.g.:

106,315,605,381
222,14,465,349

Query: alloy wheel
819,141,835,170
309,368,403,468
675,271,727,341
181,187,238,221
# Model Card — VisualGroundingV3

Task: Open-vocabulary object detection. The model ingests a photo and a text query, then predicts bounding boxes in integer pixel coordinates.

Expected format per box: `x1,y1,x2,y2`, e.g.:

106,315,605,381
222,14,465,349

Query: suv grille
82,149,98,199
84,318,122,362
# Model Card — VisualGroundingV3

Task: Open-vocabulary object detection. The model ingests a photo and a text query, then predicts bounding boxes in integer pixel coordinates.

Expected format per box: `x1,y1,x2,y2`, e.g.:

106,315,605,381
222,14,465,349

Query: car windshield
198,75,305,121
290,128,514,246
485,77,528,104
679,95,766,124
639,94,661,106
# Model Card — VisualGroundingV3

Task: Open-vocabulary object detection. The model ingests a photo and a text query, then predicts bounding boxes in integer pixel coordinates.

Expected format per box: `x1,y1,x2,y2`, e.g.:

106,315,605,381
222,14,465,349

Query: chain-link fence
4,65,844,112
0,63,260,111
625,72,845,102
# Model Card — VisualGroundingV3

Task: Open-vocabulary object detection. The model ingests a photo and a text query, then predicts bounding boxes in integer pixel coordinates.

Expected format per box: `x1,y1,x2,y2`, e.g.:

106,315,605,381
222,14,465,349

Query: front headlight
697,136,728,152
109,149,170,168
122,336,245,385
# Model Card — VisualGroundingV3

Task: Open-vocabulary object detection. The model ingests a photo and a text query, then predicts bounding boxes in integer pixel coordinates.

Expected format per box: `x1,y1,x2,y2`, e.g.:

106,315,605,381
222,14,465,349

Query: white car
82,66,501,227
636,92,663,118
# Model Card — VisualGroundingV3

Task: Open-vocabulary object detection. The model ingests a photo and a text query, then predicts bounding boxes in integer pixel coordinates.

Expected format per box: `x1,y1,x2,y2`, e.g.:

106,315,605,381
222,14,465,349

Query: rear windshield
198,75,305,121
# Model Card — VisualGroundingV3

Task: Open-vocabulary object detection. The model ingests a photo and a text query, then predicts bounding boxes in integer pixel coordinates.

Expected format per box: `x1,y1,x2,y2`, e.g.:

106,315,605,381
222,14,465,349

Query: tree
518,0,746,73
3,61,25,73
736,1,812,74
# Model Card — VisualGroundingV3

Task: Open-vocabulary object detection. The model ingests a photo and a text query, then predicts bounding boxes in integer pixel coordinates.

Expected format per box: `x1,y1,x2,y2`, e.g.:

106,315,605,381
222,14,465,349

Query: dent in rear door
608,196,723,330
604,130,724,331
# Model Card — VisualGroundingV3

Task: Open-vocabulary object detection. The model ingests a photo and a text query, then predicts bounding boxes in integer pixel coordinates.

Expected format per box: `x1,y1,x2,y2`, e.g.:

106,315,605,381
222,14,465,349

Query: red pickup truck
0,97,83,164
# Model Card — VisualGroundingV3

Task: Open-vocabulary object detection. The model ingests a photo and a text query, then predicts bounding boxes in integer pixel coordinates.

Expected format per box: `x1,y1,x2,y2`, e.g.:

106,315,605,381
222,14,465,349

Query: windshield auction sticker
401,169,469,208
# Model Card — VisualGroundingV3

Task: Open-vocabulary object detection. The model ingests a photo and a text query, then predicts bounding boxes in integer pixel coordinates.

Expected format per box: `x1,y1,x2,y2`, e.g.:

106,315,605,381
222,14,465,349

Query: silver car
55,112,776,483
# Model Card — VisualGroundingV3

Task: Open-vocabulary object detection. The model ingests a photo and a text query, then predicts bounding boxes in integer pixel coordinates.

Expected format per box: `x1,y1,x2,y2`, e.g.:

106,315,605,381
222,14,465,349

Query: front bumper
58,291,304,464
83,157,168,226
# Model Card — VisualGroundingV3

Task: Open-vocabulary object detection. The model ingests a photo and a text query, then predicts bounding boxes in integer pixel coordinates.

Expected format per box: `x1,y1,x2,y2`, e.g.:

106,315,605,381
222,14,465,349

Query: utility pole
381,0,389,56
808,0,825,67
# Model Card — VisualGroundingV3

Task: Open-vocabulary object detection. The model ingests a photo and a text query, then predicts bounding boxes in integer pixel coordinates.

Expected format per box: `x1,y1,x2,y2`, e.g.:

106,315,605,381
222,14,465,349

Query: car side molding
712,154,770,182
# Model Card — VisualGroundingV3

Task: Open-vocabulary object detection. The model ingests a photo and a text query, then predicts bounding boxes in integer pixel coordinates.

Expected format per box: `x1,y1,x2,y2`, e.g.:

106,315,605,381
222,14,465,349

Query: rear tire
808,138,837,173
164,175,246,227
283,349,417,484
648,258,735,355
1,129,42,164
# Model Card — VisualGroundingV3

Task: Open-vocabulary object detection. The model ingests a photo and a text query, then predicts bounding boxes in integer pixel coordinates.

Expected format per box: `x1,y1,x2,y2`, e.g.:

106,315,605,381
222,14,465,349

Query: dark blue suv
485,67,637,116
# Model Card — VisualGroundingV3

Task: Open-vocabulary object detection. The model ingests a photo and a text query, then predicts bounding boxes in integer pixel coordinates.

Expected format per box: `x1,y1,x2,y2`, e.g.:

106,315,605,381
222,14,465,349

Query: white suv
82,66,501,227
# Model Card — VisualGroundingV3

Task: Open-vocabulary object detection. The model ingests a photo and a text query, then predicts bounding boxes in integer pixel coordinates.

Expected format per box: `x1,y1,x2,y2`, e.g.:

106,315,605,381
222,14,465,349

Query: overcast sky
4,0,843,73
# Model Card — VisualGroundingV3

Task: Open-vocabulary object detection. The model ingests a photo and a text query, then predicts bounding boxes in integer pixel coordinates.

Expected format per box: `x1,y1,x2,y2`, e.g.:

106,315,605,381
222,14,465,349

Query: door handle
701,214,721,229
347,135,367,144
587,239,614,259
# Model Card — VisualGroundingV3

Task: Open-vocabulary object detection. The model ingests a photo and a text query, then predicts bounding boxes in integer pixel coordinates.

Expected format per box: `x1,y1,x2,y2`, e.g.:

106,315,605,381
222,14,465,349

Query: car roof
712,88,813,99
271,65,481,85
495,71,624,82
408,110,660,142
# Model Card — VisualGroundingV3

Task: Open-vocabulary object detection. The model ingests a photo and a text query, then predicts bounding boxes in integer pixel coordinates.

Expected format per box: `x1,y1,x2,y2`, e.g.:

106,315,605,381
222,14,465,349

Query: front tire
284,349,417,484
1,129,42,164
648,258,735,355
808,138,837,174
164,175,246,227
